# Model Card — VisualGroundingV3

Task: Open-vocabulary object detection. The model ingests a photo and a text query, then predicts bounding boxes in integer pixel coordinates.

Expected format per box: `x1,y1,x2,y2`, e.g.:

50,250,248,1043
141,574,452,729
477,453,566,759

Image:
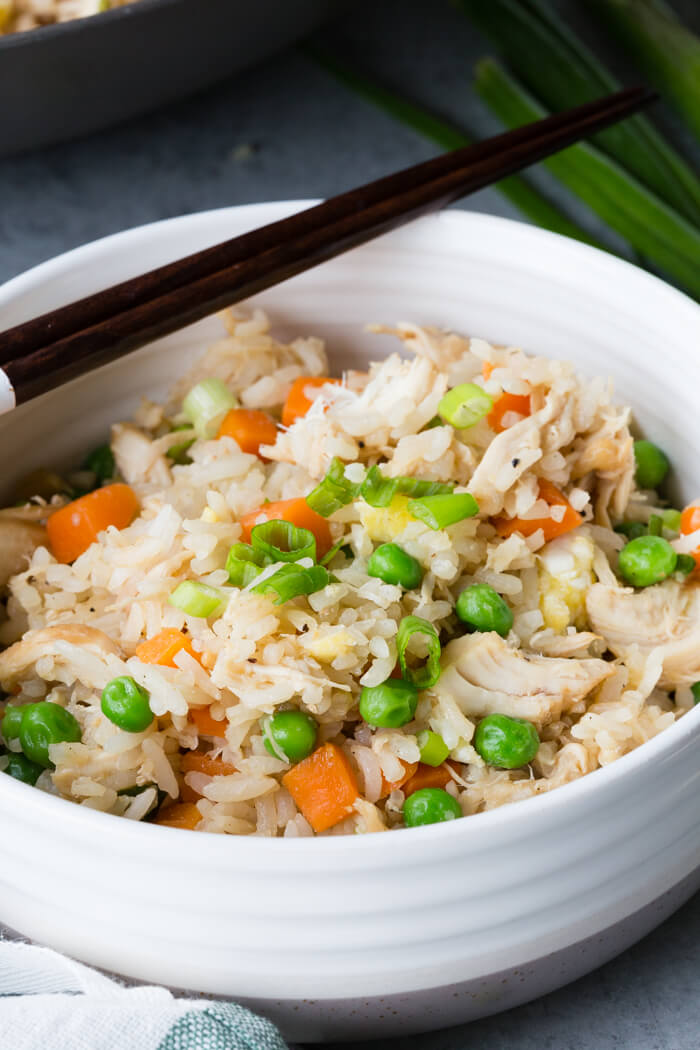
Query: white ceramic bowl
0,204,699,1043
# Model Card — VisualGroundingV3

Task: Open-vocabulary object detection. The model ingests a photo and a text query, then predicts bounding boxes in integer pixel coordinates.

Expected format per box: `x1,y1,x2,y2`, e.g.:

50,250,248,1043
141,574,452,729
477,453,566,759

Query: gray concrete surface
1,1,698,1047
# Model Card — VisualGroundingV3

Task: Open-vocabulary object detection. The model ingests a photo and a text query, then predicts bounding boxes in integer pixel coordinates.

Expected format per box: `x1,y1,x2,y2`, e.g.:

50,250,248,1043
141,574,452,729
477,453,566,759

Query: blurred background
1,2,699,1047
1,0,699,296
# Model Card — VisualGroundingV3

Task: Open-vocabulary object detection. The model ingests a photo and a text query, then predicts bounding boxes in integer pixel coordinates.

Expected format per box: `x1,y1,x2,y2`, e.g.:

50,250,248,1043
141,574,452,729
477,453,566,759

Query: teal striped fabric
0,939,289,1050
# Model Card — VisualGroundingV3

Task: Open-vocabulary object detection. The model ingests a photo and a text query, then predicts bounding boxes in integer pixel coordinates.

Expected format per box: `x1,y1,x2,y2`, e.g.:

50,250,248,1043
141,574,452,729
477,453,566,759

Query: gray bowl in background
0,0,341,157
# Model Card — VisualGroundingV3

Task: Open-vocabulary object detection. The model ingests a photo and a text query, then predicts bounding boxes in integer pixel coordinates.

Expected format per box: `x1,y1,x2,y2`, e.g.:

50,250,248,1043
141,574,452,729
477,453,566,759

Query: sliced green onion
661,509,682,534
167,424,196,464
416,729,450,767
397,615,442,690
675,554,696,577
306,457,362,517
474,58,700,299
407,493,479,530
182,379,238,439
438,383,494,429
614,521,647,541
360,465,453,509
225,543,270,587
647,514,663,537
251,520,316,563
168,580,223,617
691,682,700,705
252,564,329,605
320,537,349,567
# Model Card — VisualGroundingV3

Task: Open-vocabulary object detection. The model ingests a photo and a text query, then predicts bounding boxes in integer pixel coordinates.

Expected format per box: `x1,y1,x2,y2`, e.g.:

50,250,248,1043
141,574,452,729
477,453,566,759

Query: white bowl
0,204,699,1043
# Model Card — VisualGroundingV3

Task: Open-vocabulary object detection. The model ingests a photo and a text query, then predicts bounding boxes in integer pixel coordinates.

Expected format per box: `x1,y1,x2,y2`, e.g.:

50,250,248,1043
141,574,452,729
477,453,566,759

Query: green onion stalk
303,43,608,249
457,0,700,225
590,0,700,142
474,58,700,300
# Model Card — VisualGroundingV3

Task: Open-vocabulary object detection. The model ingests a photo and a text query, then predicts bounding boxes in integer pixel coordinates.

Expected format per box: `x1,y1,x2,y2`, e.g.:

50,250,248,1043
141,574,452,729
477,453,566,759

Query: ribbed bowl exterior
0,205,698,1037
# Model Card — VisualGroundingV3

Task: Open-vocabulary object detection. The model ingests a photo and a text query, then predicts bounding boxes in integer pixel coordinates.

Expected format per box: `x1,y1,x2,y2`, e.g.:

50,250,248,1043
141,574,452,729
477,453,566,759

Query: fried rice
0,309,696,836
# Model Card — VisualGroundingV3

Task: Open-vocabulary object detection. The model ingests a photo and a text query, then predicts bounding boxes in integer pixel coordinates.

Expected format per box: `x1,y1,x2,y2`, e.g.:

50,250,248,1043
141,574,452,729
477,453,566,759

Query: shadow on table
312,889,700,1050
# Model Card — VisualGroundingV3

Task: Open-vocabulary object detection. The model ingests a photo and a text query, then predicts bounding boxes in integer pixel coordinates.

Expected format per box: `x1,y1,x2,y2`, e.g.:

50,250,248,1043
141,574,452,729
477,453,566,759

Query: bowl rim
0,0,185,52
1,201,699,854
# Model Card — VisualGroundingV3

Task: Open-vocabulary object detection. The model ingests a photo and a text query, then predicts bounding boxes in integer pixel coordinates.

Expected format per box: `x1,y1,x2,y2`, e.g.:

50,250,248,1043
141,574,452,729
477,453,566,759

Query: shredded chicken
0,516,48,588
434,631,615,728
0,625,124,691
111,423,173,487
586,579,700,688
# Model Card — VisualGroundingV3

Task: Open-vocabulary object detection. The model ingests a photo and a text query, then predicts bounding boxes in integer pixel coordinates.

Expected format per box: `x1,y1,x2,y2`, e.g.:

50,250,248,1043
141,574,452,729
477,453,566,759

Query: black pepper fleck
512,458,520,467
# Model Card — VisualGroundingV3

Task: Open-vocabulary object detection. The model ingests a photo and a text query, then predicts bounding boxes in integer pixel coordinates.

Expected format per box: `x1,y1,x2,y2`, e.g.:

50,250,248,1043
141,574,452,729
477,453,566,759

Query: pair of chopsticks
0,86,655,409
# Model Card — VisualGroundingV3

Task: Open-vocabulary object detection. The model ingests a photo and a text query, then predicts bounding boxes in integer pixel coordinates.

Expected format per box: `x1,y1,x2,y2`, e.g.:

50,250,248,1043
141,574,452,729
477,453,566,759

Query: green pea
403,787,462,827
1,704,30,742
359,679,418,728
455,583,513,637
263,710,318,763
634,440,669,490
3,752,44,785
83,444,115,482
416,729,450,767
367,543,423,589
618,535,677,588
101,676,153,733
690,682,700,705
19,702,81,768
474,713,540,769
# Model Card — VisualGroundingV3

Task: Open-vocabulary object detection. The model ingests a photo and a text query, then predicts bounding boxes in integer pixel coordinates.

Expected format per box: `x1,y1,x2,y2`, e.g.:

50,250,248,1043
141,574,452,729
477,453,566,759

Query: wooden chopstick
0,86,655,406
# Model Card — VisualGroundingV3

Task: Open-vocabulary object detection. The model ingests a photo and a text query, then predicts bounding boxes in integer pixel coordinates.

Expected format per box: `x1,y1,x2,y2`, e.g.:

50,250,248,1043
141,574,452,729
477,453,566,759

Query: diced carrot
282,742,359,833
481,361,495,380
282,376,341,427
189,706,227,737
379,760,419,798
403,762,453,796
493,480,583,542
46,483,139,564
239,497,333,557
135,628,200,668
181,750,237,777
487,391,531,434
680,505,700,567
217,408,278,457
178,777,201,803
155,802,202,830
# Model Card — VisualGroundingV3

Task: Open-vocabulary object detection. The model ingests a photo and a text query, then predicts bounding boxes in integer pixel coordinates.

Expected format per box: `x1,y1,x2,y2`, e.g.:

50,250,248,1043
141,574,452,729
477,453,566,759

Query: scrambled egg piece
303,627,355,663
359,495,414,543
201,507,220,524
538,533,595,632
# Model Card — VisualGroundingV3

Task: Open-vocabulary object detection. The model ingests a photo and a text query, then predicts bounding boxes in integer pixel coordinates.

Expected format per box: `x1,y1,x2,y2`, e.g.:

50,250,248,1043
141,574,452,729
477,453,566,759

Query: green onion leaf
416,729,450,767
360,465,453,508
225,543,271,587
251,520,316,563
474,58,700,299
614,521,647,541
407,493,479,530
252,564,330,605
691,682,700,705
306,457,362,517
397,615,442,690
675,554,696,577
168,580,224,618
83,444,115,481
438,383,494,428
182,379,238,439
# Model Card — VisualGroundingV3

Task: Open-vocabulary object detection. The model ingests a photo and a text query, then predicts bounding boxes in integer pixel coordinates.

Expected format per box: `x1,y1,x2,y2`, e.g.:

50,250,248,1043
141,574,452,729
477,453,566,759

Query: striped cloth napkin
0,939,290,1050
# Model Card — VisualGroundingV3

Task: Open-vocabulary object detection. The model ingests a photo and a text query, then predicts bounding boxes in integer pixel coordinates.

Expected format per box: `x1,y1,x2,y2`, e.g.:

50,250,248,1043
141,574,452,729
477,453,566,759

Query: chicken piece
111,423,172,487
0,516,48,588
0,625,123,691
586,579,700,688
434,631,614,728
